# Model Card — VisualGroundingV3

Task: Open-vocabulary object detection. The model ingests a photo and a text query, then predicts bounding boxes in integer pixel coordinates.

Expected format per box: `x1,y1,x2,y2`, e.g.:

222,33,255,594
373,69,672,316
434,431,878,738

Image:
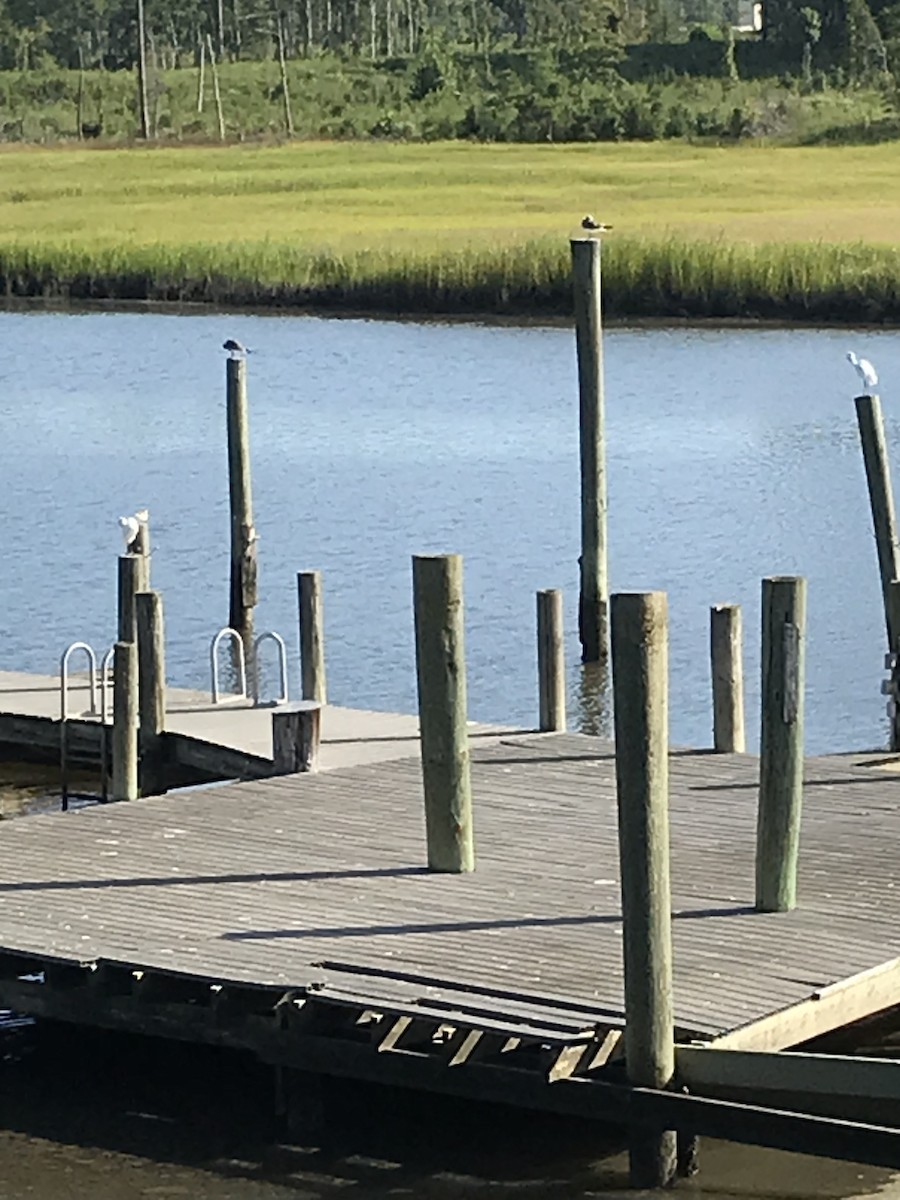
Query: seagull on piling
581,215,613,233
118,515,140,551
847,351,878,394
223,338,251,358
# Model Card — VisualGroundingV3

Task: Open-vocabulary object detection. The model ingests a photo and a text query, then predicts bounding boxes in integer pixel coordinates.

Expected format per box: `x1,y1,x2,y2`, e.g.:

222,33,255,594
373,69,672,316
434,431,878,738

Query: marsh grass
3,236,900,320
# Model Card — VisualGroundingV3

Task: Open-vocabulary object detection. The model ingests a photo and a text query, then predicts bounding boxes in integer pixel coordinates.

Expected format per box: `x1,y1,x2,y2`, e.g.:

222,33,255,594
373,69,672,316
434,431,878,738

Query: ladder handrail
252,631,289,706
210,627,247,704
60,641,99,720
98,645,115,724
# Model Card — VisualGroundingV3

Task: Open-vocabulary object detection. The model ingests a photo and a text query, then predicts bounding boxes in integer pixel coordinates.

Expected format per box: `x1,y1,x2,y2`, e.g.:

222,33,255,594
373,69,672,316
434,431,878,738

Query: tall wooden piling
610,591,677,1189
112,639,139,802
298,570,327,704
889,579,900,753
756,576,806,914
136,590,167,796
226,356,258,651
537,588,566,732
412,554,474,874
117,553,149,644
710,603,746,753
571,237,608,664
855,394,900,649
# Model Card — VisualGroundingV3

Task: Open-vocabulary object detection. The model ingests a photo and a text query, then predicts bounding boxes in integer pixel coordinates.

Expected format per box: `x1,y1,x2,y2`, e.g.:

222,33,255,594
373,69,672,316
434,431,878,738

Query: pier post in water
412,554,474,873
136,590,167,796
226,355,258,654
855,394,900,650
710,603,746,753
756,576,806,913
298,570,327,703
112,639,139,801
537,588,566,732
888,580,900,752
610,591,677,1189
571,237,609,664
117,553,149,644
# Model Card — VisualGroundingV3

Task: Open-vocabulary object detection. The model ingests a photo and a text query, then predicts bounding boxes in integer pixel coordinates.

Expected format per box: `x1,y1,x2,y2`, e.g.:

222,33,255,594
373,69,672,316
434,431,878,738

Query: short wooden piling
298,570,327,704
537,588,566,732
710,603,746,753
272,702,322,774
136,590,167,796
412,554,474,873
610,591,677,1189
855,394,900,649
117,553,149,644
226,356,258,651
571,237,609,664
112,639,138,802
756,576,807,914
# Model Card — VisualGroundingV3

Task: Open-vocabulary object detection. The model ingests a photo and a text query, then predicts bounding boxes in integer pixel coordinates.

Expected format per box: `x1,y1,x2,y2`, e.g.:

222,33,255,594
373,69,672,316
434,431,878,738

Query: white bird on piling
223,338,251,358
118,515,140,551
581,215,613,233
847,350,878,393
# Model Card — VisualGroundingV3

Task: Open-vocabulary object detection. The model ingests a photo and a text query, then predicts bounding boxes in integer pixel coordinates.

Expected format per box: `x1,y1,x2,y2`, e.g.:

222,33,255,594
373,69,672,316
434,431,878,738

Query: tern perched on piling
847,351,878,394
581,215,613,233
223,339,251,358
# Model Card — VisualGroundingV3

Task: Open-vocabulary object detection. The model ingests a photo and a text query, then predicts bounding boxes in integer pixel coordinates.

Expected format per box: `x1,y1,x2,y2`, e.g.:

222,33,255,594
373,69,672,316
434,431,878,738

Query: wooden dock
0,730,900,1162
0,669,515,780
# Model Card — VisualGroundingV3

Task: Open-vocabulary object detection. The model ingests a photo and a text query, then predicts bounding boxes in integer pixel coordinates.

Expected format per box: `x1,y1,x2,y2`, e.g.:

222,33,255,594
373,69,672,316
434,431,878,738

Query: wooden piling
571,237,608,664
610,591,676,1189
136,590,167,796
272,702,322,774
855,394,900,649
298,570,327,704
412,554,474,874
756,576,807,914
226,356,258,651
889,579,900,753
117,553,149,644
710,603,746,753
112,639,138,802
537,588,566,732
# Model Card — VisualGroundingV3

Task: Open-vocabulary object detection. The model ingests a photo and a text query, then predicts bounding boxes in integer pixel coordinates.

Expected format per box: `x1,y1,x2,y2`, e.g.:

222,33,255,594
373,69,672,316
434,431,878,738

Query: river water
1,308,900,1197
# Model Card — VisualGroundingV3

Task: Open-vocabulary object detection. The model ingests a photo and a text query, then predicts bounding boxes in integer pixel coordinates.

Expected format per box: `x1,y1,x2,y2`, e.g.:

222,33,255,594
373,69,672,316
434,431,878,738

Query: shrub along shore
4,238,900,323
3,141,900,323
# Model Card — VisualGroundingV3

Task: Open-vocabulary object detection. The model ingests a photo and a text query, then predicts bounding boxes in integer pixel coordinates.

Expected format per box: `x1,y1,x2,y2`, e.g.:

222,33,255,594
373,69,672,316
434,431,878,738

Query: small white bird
223,338,251,358
118,515,140,551
581,215,613,233
847,350,878,393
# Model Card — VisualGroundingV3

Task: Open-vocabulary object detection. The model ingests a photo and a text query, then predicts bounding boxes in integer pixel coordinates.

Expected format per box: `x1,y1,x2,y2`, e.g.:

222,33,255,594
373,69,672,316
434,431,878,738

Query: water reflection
576,660,612,739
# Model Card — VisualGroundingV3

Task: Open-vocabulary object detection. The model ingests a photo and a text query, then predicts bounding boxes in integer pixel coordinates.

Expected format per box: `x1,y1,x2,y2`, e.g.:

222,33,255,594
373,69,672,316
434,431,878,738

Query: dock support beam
610,590,677,1189
756,576,806,913
227,355,258,653
537,588,566,733
412,554,474,873
572,237,608,664
136,590,167,796
112,639,138,801
710,603,745,752
298,570,327,703
855,394,900,650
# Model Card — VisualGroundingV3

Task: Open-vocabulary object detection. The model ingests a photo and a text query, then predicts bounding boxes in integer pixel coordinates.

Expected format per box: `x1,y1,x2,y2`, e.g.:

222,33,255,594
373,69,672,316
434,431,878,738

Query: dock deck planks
0,732,898,1043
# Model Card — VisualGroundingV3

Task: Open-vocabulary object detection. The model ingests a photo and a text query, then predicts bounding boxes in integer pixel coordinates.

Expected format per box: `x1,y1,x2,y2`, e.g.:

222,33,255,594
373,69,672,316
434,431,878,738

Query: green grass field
2,140,900,318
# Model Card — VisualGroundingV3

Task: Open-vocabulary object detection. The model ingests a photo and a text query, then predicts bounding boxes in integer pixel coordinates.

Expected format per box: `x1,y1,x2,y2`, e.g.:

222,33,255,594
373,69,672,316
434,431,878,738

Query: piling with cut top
756,576,807,914
855,394,900,650
571,237,608,664
226,356,258,651
298,570,327,704
610,591,677,1189
136,590,167,796
537,588,566,732
710,604,746,753
272,702,322,774
118,553,149,644
412,554,474,873
112,639,139,802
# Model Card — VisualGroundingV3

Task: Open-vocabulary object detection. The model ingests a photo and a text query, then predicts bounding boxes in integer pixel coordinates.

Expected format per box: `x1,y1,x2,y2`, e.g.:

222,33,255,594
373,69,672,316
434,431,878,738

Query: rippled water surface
1,309,897,751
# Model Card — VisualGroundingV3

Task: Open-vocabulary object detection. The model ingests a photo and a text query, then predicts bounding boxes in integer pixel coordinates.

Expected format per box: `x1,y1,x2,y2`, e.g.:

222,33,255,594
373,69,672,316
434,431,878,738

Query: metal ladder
59,641,100,812
210,627,288,706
